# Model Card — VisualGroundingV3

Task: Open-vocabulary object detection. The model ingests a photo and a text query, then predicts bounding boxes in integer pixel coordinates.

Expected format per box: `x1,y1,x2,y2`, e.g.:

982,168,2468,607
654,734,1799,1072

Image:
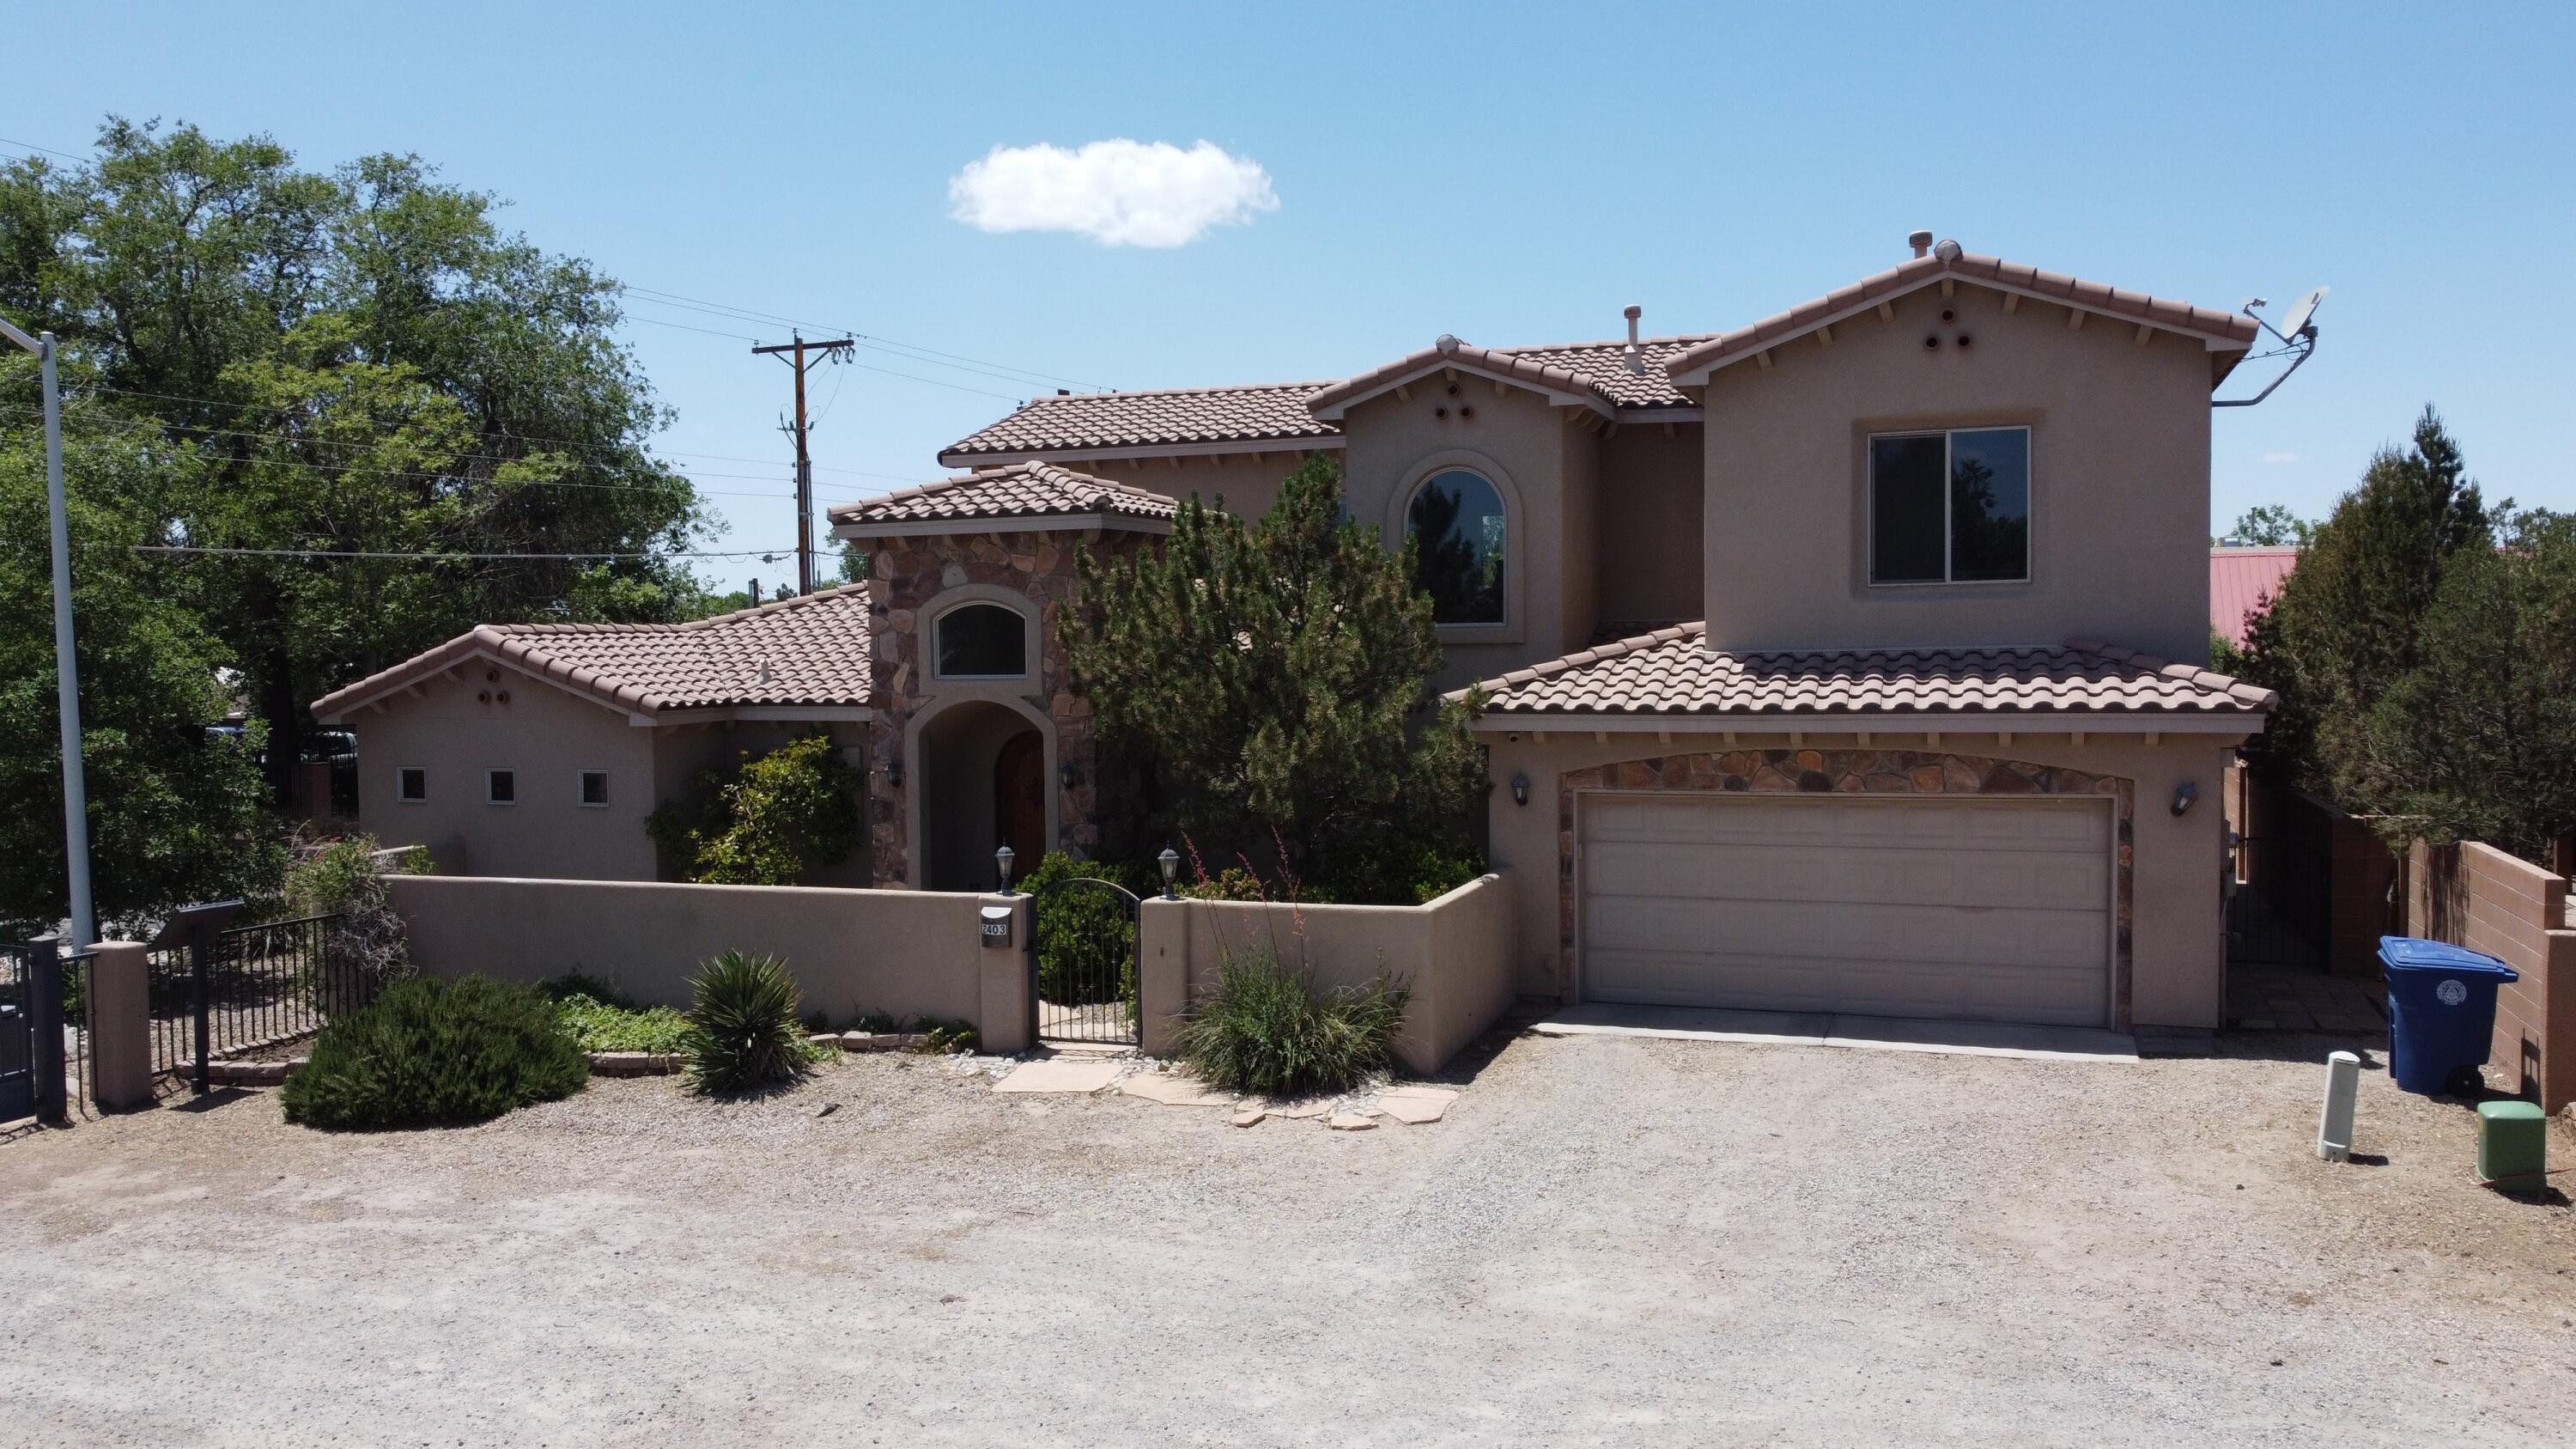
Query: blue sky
15,2,2572,594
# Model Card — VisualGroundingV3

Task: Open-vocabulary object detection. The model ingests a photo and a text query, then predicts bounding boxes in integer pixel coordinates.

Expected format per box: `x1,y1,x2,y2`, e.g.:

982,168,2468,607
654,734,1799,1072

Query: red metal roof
2209,547,2300,648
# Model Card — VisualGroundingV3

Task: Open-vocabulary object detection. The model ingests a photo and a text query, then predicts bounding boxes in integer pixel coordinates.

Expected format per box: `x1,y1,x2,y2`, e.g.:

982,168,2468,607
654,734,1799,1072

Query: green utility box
2475,1100,2549,1193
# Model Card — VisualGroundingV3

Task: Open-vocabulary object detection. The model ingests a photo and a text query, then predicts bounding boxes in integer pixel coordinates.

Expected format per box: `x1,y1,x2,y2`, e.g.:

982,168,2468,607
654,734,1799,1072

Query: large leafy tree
1061,455,1487,900
2239,407,2492,798
0,384,277,932
0,120,713,807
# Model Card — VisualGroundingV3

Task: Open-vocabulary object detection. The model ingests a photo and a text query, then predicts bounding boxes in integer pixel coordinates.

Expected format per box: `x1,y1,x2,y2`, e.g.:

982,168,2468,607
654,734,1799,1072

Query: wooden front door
993,730,1047,882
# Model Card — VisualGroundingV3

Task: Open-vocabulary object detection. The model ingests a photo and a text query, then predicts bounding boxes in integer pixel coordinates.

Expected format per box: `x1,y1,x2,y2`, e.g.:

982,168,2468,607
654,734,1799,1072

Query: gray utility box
979,904,1015,950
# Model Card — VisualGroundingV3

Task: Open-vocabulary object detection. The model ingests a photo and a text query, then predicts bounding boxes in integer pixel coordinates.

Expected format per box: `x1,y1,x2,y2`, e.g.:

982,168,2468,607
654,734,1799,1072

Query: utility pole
1,315,94,947
752,332,853,594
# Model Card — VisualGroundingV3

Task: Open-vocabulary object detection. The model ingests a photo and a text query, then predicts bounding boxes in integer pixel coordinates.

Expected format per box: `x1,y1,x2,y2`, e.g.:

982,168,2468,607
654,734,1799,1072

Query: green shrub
681,950,812,1095
1170,949,1411,1098
280,975,589,1130
646,734,862,885
551,991,691,1055
1021,851,1139,1007
916,1017,980,1054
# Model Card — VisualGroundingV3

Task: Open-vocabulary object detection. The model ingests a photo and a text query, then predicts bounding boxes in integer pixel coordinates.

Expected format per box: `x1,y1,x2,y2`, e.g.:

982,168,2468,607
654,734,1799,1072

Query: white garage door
1579,794,2112,1027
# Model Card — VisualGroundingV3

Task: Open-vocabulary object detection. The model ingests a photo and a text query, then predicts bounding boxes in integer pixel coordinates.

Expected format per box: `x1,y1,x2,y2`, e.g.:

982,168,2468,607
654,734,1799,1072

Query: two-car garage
1577,793,2117,1028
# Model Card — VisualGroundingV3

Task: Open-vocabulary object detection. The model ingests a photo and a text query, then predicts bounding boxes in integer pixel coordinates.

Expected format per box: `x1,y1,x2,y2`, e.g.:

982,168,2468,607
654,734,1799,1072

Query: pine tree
1061,455,1485,900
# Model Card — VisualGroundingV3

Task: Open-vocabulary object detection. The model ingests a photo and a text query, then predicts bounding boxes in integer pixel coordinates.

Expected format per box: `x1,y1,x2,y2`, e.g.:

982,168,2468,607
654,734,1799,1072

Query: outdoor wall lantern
1158,847,1181,898
1510,772,1530,807
2172,781,2199,817
884,758,903,788
995,844,1016,894
1058,761,1078,791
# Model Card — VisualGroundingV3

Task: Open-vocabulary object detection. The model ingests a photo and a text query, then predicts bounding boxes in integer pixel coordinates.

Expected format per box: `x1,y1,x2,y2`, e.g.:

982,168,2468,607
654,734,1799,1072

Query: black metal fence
149,914,355,1088
1,938,86,1126
2230,829,2330,968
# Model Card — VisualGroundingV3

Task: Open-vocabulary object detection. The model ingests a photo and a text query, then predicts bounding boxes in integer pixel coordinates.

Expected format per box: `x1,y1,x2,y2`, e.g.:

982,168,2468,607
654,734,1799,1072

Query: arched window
1406,469,1508,624
935,602,1028,678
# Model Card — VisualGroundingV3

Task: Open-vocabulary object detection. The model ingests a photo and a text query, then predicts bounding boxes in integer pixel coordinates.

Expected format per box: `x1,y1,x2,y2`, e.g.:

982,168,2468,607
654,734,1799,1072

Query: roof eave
829,512,1176,542
1464,707,2268,735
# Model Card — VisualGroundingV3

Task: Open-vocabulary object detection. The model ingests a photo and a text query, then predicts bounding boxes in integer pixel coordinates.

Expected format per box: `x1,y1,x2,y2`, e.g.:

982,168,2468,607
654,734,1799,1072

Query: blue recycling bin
2378,935,2519,1096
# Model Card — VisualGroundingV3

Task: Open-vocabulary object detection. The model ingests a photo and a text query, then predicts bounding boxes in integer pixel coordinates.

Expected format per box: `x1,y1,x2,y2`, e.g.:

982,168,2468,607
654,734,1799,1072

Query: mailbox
150,899,245,948
979,904,1015,949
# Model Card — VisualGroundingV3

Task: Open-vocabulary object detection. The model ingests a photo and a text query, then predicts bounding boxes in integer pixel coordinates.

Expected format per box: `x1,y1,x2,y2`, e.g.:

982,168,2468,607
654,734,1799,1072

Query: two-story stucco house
321,232,2275,1032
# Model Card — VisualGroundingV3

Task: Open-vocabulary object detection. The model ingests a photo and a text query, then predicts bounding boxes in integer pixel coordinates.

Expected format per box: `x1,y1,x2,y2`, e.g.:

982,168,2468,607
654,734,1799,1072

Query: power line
623,285,1111,390
624,294,1079,393
134,544,797,562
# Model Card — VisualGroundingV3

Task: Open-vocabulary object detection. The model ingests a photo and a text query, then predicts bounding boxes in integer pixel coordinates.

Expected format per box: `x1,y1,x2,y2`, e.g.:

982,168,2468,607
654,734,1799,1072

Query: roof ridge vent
1622,305,1643,374
1908,229,1934,258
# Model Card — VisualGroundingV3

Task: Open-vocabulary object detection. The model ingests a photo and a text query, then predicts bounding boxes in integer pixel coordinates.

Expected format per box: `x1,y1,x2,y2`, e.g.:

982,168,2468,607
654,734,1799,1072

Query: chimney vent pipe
1908,229,1934,259
1622,305,1643,374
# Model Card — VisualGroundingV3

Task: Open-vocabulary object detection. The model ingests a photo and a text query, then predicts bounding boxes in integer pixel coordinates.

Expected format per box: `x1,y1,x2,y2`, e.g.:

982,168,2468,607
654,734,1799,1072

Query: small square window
578,770,610,807
1869,426,2032,585
486,770,516,805
398,767,428,803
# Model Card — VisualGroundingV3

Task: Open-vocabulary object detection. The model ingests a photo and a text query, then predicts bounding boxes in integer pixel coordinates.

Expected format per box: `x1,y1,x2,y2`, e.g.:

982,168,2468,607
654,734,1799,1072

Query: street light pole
2,317,95,947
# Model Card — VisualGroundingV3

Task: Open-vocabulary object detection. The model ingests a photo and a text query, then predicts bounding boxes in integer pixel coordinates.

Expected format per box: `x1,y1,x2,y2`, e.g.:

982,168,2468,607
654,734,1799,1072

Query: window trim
1866,424,2034,588
1384,450,1525,643
485,769,517,806
397,766,428,804
930,599,1034,681
576,770,610,808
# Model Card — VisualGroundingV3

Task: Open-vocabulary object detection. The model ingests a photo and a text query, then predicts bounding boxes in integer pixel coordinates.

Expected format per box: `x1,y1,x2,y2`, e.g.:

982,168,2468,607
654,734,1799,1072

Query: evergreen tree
1061,455,1486,900
2239,407,2492,798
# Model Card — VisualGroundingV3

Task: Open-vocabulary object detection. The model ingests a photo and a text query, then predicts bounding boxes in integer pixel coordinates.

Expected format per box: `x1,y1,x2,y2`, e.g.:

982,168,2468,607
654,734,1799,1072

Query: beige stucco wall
1482,729,2243,1029
1340,385,1603,692
1074,450,1315,522
1700,284,2215,663
388,874,1031,1050
650,720,872,886
355,664,660,880
1135,872,1519,1074
1594,421,1705,628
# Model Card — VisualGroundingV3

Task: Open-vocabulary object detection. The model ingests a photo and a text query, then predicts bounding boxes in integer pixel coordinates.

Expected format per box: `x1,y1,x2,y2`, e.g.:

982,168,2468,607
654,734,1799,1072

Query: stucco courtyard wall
388,874,1032,1051
1136,872,1518,1075
1482,729,2241,1029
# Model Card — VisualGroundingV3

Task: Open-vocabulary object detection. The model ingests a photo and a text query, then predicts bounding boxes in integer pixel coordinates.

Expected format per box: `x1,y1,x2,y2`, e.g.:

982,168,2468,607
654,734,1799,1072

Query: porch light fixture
995,844,1016,894
1158,847,1181,898
1510,772,1530,807
2171,781,2199,817
1058,761,1078,791
884,758,903,788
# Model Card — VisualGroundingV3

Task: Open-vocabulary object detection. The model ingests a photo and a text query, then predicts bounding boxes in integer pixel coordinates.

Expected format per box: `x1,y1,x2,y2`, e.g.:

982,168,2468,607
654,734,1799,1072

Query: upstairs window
935,602,1028,679
1406,469,1508,624
1870,427,2031,585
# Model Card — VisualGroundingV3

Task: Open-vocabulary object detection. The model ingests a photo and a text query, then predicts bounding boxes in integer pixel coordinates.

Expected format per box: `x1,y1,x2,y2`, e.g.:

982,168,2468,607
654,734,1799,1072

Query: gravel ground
4,1030,2573,1446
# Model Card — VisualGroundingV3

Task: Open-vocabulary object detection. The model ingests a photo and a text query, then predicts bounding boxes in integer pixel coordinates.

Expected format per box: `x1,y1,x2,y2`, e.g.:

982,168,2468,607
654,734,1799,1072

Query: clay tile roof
1305,338,1629,417
829,460,1177,531
310,584,876,721
1454,623,2279,718
938,382,1338,464
1662,245,2262,380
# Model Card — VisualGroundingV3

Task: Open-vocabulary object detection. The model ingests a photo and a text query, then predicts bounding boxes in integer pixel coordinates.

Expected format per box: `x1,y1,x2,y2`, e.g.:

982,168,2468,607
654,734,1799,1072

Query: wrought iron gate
1030,878,1140,1045
2228,831,2329,968
1,938,70,1125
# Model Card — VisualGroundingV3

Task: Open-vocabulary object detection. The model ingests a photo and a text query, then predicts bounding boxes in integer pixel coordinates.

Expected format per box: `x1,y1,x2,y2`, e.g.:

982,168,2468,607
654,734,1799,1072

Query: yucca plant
681,950,811,1095
1170,948,1411,1098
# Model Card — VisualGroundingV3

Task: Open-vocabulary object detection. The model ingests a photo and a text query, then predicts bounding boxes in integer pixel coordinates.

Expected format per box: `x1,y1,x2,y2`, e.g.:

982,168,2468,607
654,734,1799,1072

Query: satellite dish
2276,284,2329,339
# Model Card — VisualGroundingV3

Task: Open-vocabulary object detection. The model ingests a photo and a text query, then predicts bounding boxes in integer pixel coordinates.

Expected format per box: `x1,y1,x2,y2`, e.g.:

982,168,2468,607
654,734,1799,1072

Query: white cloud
947,139,1279,247
2260,450,2300,466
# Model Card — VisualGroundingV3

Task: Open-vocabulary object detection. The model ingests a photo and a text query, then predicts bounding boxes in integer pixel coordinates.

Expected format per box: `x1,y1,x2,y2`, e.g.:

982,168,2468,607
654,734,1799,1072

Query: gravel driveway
5,1029,2572,1446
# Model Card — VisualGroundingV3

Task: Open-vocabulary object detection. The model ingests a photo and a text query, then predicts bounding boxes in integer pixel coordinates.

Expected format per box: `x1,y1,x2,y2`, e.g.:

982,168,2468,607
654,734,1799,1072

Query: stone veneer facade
1557,748,2136,1026
864,529,1148,886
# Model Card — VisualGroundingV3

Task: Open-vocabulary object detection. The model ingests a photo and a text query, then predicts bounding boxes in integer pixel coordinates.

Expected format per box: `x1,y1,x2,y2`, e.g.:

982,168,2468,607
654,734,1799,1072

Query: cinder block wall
2409,841,2576,1111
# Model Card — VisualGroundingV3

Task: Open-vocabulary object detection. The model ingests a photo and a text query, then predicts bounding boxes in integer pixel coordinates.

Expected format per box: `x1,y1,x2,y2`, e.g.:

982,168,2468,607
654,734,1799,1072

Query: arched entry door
993,730,1046,877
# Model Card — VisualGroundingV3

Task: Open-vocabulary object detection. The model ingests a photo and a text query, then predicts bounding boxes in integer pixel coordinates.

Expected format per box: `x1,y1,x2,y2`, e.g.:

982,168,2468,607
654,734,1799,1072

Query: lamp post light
1157,847,1181,898
995,844,1016,895
1,317,93,949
